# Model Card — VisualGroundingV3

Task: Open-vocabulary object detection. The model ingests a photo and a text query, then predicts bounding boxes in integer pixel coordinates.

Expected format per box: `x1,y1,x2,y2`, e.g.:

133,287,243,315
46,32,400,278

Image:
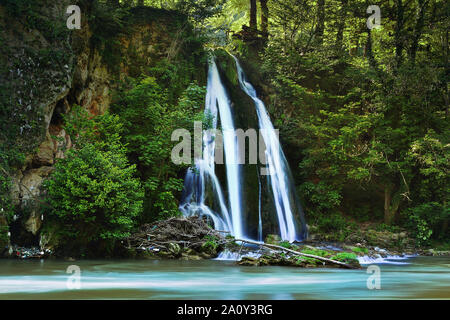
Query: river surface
0,256,449,299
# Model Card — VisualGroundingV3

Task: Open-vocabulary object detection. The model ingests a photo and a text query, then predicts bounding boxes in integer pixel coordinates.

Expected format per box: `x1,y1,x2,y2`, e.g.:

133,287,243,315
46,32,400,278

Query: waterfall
180,58,245,240
180,55,307,242
233,57,305,242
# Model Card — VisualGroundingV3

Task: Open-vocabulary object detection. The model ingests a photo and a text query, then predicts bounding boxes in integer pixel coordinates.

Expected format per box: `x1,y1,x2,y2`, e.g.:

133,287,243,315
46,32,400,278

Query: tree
260,0,269,36
111,77,205,221
249,0,257,30
315,0,325,44
43,107,144,256
260,0,449,243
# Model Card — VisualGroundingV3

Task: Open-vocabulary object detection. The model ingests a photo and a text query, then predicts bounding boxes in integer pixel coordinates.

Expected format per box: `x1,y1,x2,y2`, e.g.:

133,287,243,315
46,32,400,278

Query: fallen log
233,239,358,269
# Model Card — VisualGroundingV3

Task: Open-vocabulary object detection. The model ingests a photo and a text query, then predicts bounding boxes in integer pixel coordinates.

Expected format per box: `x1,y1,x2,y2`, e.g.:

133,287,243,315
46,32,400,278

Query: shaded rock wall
0,2,204,250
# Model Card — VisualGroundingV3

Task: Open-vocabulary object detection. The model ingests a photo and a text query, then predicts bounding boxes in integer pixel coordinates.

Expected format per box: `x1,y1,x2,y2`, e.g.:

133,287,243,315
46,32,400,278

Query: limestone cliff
0,2,205,254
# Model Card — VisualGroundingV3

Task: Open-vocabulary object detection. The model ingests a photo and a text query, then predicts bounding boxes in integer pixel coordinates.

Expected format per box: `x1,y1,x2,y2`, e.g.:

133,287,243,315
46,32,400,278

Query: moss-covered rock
0,213,10,256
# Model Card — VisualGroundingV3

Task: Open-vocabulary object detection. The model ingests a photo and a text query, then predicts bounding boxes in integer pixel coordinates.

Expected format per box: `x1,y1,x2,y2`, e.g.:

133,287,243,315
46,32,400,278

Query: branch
234,238,359,269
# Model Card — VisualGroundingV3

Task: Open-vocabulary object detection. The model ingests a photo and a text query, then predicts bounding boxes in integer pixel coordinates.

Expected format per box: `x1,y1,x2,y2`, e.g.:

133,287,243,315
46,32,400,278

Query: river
0,256,449,299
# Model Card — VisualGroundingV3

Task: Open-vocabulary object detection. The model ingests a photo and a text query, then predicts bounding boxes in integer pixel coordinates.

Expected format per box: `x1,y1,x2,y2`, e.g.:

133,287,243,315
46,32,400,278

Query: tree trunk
234,239,359,269
384,185,401,225
394,0,404,67
315,0,325,44
384,185,394,224
366,28,377,69
409,0,427,64
260,0,269,37
250,0,257,31
335,0,348,50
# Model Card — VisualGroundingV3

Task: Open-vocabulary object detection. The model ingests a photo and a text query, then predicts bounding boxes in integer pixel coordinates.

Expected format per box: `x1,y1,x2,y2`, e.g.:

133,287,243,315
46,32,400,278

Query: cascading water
180,57,245,240
180,55,307,242
233,57,307,242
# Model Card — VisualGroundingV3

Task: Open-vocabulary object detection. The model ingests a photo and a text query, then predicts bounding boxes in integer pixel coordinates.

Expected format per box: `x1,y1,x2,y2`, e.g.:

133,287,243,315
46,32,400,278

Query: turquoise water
0,256,449,299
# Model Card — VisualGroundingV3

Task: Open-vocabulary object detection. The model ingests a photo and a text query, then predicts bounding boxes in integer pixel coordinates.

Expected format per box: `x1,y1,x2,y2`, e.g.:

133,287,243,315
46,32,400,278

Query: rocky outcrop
0,2,204,250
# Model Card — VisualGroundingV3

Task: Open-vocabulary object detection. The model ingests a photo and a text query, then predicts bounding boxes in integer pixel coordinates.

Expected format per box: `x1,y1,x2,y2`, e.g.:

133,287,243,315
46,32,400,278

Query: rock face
0,3,204,249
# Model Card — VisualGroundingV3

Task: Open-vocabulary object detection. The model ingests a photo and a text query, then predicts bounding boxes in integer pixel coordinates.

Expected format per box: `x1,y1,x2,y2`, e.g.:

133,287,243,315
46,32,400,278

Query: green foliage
87,1,131,73
300,182,342,213
111,77,205,221
315,214,348,234
3,0,69,41
175,0,226,23
279,241,292,249
257,0,449,244
351,247,368,254
43,107,144,255
0,1,72,219
0,172,14,224
0,224,9,248
407,203,449,245
300,248,330,257
201,235,219,254
331,252,358,262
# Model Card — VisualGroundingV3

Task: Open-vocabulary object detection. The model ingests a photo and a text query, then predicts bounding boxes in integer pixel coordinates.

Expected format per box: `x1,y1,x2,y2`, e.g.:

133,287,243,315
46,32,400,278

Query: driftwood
233,238,358,269
127,216,224,251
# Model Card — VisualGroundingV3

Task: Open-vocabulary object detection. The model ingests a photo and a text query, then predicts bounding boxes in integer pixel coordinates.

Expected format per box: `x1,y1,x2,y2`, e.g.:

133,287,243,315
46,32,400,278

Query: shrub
201,235,219,254
316,213,348,234
43,107,144,255
407,202,449,245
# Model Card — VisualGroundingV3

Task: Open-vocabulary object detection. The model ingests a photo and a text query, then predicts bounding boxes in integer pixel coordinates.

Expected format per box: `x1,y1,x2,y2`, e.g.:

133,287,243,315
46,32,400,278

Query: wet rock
238,256,260,266
168,243,181,257
24,211,42,236
10,245,51,259
181,253,202,261
0,213,10,257
426,249,450,256
34,134,55,166
20,166,53,201
265,234,281,245
20,166,53,235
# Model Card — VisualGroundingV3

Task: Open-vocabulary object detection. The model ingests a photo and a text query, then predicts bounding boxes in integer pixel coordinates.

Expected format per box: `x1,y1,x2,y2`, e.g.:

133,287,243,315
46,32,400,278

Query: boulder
265,234,281,245
20,166,53,234
34,134,55,166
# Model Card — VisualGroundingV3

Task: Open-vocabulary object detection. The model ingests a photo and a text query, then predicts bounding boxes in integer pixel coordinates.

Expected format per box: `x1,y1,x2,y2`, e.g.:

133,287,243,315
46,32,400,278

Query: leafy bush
201,235,219,254
407,202,449,245
43,107,144,255
316,213,348,234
